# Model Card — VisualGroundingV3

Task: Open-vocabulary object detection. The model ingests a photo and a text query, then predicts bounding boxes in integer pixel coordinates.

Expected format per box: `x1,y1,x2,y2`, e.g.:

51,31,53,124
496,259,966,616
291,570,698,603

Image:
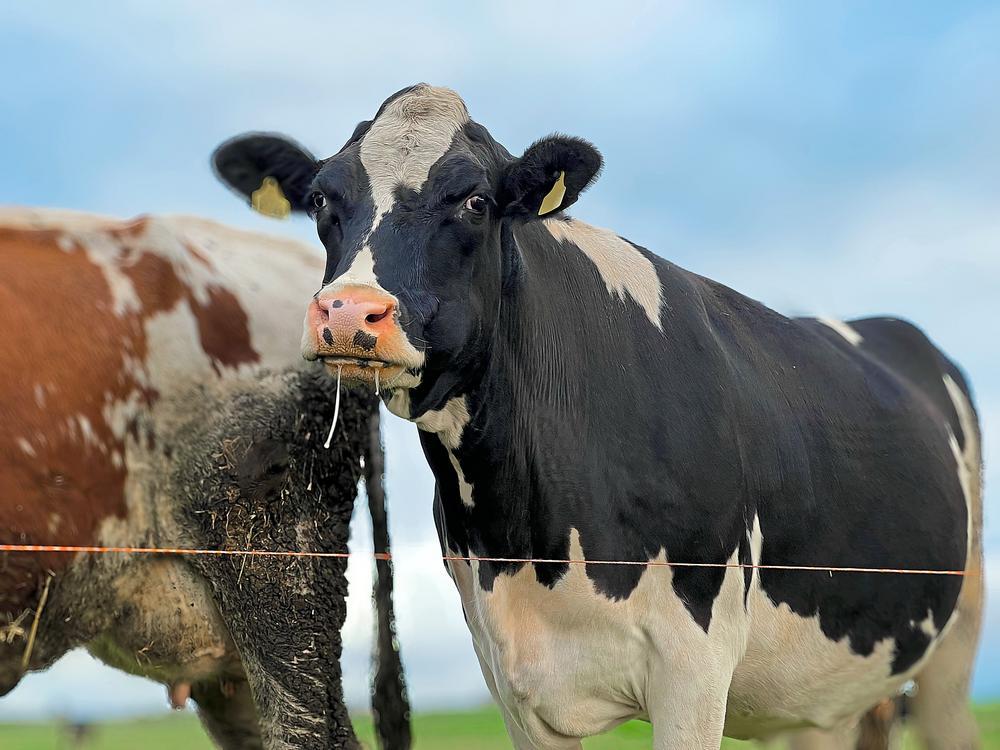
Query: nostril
366,306,392,325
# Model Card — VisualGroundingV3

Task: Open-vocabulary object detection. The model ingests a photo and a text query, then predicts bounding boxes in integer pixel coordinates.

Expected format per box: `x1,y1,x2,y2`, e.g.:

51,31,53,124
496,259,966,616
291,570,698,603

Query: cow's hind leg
192,678,263,750
909,405,983,750
908,562,983,750
784,698,900,750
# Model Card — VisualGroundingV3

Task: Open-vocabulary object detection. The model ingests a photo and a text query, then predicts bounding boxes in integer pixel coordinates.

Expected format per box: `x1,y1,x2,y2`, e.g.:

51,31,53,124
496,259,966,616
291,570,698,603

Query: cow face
213,85,601,403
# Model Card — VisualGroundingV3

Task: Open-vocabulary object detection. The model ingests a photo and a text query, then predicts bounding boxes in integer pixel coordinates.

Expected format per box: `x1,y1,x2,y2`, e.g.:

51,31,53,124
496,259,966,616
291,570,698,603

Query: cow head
213,85,602,407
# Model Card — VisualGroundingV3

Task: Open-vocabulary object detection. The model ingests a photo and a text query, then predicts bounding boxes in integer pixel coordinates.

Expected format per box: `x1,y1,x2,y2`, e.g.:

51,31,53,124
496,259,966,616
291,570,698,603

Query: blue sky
1,0,997,721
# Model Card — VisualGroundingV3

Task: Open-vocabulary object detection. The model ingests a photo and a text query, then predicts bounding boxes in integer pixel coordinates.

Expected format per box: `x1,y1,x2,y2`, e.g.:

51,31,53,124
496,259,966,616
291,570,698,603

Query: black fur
501,135,603,218
212,133,318,211
212,85,977,680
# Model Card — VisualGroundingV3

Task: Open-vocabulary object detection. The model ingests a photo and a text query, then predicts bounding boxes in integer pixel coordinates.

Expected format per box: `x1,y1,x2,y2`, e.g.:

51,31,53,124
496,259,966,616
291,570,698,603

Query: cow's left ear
212,132,318,219
501,135,603,220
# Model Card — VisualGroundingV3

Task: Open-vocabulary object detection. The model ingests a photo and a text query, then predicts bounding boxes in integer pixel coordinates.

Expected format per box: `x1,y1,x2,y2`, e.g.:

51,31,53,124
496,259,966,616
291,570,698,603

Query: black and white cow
214,85,984,750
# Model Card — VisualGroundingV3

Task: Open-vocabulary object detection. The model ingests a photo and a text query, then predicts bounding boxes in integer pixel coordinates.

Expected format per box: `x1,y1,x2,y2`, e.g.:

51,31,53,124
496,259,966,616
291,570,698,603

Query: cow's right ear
212,133,318,219
500,135,603,220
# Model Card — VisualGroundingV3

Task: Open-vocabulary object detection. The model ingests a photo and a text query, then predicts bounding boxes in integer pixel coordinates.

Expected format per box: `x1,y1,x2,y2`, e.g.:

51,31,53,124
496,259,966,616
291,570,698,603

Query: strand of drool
323,364,343,449
374,368,380,397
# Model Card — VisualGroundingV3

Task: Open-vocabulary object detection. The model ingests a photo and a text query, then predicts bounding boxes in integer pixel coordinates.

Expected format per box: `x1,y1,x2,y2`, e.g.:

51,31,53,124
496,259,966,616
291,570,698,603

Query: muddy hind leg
192,678,263,750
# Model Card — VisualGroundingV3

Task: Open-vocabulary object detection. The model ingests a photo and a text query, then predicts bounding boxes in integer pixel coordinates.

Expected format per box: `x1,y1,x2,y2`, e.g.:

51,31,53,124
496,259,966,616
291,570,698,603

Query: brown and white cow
0,208,408,750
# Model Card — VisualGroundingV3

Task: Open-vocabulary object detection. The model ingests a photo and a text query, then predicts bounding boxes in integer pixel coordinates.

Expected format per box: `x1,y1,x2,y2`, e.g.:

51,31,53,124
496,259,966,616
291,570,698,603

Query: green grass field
1,704,997,749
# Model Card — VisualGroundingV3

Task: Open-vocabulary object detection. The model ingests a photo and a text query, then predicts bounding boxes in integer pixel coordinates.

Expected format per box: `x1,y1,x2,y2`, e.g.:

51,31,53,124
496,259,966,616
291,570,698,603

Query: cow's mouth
319,355,421,390
322,355,391,369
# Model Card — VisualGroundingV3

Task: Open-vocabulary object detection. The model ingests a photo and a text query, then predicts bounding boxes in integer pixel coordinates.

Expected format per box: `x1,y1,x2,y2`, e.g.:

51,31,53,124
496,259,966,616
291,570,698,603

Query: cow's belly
724,514,956,738
445,530,749,746
446,532,952,745
725,582,948,738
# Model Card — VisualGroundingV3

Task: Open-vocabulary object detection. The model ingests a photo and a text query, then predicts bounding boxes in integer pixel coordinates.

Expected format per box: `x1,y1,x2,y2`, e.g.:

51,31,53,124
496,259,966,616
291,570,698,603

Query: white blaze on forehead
336,86,470,289
327,247,377,290
545,219,664,330
818,317,864,346
361,85,470,234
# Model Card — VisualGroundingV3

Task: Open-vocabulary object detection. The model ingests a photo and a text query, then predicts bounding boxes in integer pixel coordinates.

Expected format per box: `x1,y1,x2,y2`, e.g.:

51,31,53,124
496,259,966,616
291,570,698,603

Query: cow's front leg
646,662,731,750
468,637,581,750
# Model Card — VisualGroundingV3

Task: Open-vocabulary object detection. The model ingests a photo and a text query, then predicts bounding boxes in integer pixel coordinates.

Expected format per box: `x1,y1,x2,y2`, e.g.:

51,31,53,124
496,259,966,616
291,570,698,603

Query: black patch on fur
738,531,753,609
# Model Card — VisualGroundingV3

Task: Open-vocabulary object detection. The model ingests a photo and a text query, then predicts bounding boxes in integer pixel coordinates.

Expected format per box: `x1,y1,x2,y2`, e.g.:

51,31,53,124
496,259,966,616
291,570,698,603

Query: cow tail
366,408,412,750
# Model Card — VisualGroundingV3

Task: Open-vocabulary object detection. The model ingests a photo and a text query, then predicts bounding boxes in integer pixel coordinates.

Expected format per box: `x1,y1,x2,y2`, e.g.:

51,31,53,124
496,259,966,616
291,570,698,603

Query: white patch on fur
942,372,977,564
748,514,763,593
726,515,930,737
916,611,938,639
75,414,101,450
360,85,469,239
817,317,863,346
415,397,470,451
16,437,36,457
321,247,378,291
386,389,411,420
415,396,474,508
544,218,664,330
331,85,471,294
447,528,746,747
59,230,141,316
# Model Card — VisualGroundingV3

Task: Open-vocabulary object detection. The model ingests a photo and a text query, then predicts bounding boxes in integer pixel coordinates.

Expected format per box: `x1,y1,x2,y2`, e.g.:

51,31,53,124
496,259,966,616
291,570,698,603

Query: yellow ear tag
537,171,567,216
251,176,291,219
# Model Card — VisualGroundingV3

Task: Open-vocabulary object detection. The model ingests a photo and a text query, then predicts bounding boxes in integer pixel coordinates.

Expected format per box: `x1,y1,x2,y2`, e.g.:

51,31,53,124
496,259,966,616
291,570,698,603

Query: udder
87,557,242,705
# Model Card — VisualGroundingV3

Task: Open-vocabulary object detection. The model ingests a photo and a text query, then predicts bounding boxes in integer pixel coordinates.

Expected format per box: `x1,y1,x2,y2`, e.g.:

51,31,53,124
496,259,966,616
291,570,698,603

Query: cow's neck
392,217,686,585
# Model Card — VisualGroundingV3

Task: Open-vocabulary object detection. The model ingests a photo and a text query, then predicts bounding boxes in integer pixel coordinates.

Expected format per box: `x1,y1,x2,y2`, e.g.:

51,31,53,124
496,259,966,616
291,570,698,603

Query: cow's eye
464,195,488,215
309,192,327,214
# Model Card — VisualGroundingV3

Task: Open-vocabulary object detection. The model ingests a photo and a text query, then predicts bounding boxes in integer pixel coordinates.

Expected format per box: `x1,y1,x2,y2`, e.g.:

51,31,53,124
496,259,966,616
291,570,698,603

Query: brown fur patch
190,285,259,374
0,220,257,618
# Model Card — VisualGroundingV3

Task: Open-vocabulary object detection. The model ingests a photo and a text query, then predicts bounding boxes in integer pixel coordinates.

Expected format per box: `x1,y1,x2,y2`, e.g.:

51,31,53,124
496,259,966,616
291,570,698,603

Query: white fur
544,218,664,331
361,86,469,238
341,85,469,292
415,397,474,508
943,372,977,563
445,530,746,749
817,317,863,346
